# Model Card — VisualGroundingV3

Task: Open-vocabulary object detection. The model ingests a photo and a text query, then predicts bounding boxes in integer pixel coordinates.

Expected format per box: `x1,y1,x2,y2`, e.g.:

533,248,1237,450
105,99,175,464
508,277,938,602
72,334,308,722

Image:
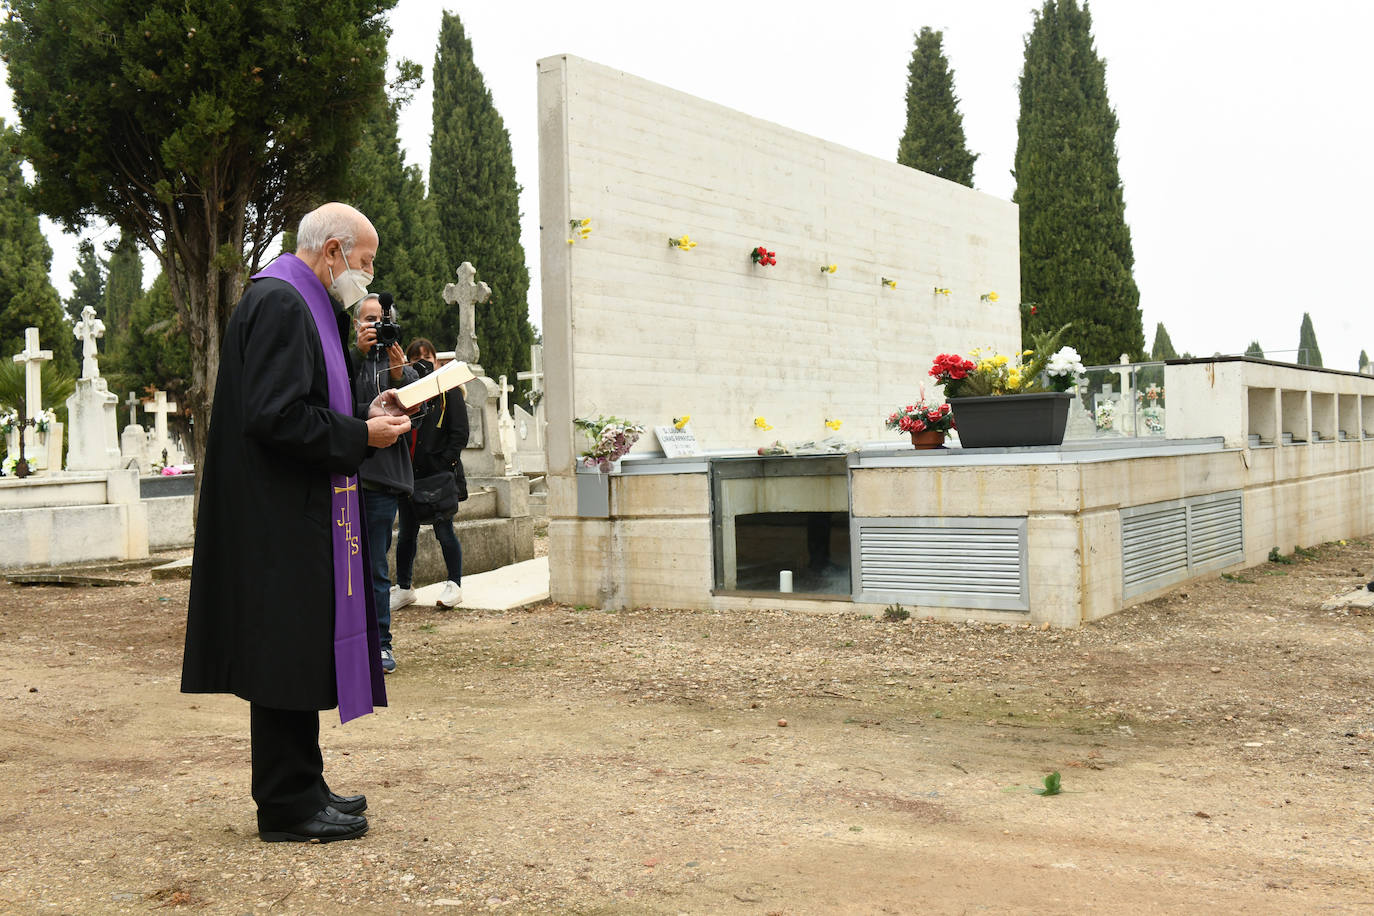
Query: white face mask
327,247,373,309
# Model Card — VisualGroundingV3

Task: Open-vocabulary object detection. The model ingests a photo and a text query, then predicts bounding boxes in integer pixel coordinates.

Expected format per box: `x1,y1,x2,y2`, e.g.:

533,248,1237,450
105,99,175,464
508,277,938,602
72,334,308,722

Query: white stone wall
538,55,1020,473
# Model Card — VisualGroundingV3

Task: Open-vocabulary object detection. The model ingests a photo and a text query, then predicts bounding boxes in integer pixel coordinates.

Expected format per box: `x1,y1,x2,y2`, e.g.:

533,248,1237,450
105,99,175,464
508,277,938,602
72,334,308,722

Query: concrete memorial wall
537,54,1020,471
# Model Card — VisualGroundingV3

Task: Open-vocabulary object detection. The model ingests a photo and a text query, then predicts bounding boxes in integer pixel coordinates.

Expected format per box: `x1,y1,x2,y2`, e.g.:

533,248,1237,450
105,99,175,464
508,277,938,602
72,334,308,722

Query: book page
395,360,476,409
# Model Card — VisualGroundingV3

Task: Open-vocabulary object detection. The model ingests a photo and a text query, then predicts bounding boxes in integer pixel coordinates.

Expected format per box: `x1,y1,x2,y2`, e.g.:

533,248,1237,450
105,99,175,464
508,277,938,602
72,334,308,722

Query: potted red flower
885,396,955,449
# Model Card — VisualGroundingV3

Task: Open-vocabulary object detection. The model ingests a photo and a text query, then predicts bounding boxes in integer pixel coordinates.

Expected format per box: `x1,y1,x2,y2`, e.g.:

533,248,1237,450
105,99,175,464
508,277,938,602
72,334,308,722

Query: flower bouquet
574,415,646,472
885,397,955,437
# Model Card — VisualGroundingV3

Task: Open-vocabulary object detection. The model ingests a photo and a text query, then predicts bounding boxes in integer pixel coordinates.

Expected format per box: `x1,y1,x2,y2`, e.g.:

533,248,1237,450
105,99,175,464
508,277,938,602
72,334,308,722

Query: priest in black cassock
181,202,414,843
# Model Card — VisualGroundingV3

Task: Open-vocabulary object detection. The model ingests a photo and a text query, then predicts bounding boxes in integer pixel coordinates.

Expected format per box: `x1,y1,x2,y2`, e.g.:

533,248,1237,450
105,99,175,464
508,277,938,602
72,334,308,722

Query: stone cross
124,391,141,428
11,327,52,420
496,374,518,476
515,344,544,398
1114,355,1134,405
441,262,491,368
496,374,514,417
73,305,106,379
142,388,178,448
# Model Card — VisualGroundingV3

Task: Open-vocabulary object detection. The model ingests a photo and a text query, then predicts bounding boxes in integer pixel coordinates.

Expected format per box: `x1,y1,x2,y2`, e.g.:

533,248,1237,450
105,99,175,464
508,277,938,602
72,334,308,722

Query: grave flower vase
910,429,946,449
948,392,1074,448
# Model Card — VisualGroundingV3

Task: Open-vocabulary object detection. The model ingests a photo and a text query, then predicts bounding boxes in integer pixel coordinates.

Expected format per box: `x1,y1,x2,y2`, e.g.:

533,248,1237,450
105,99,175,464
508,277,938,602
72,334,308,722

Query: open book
394,360,477,410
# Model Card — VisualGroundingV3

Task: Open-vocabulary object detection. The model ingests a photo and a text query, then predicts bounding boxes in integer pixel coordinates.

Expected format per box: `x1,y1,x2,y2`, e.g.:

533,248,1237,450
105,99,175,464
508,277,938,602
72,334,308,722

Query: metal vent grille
852,517,1028,611
1121,491,1244,598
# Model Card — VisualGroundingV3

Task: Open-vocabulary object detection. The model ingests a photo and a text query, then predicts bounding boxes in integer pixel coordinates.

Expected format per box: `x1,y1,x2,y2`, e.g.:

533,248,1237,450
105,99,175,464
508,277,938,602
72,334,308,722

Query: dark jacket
182,278,377,711
352,347,419,495
408,386,470,501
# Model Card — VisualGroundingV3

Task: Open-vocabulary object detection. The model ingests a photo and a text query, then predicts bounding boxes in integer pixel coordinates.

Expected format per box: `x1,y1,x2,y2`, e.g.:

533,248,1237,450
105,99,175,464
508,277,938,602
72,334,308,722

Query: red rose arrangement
751,245,777,266
885,399,955,435
929,353,976,387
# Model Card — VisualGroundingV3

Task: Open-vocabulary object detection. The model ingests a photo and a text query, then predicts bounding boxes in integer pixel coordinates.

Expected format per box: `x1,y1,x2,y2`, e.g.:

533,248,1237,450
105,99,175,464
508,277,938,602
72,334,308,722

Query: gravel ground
1,538,1373,914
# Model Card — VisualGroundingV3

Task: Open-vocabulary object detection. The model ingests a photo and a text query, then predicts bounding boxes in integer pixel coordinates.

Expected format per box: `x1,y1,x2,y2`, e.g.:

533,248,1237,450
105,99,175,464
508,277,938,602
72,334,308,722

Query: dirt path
2,541,1374,914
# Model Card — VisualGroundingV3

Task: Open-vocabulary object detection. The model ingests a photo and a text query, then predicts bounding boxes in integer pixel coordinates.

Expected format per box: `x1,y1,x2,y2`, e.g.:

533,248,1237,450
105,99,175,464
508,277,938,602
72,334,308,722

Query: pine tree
1245,341,1265,359
1150,323,1178,361
347,65,449,347
120,272,193,449
1297,313,1322,367
62,240,106,366
429,12,532,386
896,27,977,187
0,120,72,377
102,232,144,360
1014,0,1143,365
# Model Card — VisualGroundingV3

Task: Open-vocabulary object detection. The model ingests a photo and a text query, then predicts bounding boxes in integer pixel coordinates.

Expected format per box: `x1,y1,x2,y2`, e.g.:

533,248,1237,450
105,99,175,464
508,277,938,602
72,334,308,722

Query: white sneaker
436,580,463,608
390,585,416,610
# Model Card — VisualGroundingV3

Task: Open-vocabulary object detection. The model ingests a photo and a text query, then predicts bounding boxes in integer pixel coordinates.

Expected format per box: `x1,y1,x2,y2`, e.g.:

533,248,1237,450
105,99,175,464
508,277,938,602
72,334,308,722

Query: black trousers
250,703,328,829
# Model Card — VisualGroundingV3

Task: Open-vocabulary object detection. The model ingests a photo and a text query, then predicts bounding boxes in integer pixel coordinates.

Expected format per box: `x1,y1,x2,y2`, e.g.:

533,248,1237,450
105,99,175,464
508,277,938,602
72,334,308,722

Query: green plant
1268,547,1293,565
1294,544,1319,559
1220,573,1254,584
883,603,911,621
1035,771,1062,796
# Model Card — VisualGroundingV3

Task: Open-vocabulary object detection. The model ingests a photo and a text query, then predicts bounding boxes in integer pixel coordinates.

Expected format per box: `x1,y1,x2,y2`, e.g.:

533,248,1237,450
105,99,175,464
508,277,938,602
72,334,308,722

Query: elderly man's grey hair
295,202,368,254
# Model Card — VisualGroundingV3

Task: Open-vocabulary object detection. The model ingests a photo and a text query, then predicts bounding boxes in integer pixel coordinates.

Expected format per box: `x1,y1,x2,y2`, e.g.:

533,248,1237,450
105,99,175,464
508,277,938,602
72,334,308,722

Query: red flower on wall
751,246,777,267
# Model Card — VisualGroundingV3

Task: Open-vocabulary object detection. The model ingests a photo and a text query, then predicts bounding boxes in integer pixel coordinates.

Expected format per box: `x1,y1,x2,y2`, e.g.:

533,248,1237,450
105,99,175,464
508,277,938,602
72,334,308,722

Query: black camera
369,291,402,353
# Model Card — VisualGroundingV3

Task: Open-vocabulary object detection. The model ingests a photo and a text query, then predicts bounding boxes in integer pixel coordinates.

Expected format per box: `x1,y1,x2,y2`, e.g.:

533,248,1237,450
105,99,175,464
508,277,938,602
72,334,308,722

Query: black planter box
948,392,1073,448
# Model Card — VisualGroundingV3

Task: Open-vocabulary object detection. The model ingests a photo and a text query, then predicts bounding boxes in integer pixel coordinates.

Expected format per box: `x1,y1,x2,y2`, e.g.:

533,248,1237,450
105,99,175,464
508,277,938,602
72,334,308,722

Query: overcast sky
6,0,1372,367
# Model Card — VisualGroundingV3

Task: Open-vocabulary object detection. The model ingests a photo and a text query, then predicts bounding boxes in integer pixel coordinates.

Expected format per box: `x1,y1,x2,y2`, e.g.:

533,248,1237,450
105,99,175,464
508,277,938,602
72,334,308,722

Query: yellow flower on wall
824,418,842,431
669,234,697,250
881,277,897,289
981,291,999,302
673,415,691,430
933,287,951,296
567,218,592,244
820,264,838,274
754,416,773,431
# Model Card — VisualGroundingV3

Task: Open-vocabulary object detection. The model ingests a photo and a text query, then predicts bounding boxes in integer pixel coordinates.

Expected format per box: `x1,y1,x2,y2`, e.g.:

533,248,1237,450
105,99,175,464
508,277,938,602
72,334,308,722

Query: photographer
352,292,420,674
391,338,469,612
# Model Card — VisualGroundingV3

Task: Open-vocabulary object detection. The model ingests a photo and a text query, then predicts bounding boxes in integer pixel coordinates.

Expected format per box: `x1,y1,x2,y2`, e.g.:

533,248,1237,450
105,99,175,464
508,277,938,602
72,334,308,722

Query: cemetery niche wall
538,56,1374,626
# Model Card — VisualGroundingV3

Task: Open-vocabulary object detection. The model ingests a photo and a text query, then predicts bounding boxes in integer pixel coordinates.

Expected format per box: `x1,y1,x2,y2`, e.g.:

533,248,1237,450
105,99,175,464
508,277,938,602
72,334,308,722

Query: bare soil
2,539,1374,914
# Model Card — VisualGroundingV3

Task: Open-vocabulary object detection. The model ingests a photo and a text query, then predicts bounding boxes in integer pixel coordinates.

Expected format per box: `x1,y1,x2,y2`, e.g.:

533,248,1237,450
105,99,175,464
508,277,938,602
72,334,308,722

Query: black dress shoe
329,791,367,816
259,805,368,843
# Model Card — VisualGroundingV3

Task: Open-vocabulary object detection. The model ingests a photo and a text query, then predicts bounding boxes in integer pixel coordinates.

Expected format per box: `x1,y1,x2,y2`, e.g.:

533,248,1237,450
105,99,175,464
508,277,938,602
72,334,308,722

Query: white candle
779,570,793,592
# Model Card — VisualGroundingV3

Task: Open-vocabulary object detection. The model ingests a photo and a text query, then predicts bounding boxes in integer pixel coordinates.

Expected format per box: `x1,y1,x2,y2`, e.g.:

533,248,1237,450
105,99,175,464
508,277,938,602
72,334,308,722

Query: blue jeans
362,488,399,651
395,496,463,588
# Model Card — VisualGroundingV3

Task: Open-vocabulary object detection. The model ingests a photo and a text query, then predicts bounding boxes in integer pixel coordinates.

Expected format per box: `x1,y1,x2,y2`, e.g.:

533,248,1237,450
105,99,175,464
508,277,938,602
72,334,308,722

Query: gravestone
497,374,518,476
141,389,183,467
442,262,491,377
120,391,148,471
1064,376,1098,441
7,327,62,473
65,310,122,471
513,343,548,475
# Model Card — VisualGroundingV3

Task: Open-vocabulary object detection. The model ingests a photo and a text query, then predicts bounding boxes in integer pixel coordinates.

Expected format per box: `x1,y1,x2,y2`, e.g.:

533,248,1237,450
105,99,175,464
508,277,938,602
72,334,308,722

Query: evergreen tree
1,0,395,478
121,272,192,438
896,27,977,187
1014,0,1143,365
1150,322,1178,361
62,240,106,366
1360,350,1369,373
0,120,73,377
1245,341,1265,359
1297,312,1322,367
429,12,532,387
102,232,144,360
347,65,449,347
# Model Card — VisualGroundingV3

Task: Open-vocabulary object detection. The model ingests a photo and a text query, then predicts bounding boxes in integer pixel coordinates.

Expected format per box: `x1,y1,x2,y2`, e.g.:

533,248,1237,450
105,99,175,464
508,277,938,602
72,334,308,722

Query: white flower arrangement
1045,346,1084,391
34,408,57,434
1094,398,1117,430
1,455,15,476
574,415,646,473
0,409,17,435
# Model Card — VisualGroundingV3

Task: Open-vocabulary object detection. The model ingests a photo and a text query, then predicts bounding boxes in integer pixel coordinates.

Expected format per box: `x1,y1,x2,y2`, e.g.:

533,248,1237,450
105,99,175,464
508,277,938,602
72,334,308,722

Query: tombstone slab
65,377,123,471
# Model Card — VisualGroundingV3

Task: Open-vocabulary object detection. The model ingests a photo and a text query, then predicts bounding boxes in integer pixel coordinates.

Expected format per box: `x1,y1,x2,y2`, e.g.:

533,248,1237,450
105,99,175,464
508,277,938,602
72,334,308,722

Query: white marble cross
441,262,492,367
73,305,105,379
1114,355,1134,404
124,391,141,428
496,374,517,476
11,327,53,419
515,344,544,396
142,388,178,446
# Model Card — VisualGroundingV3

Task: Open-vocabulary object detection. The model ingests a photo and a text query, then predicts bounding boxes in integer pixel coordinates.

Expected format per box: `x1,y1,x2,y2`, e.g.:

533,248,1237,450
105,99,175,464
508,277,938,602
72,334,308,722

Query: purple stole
252,253,383,723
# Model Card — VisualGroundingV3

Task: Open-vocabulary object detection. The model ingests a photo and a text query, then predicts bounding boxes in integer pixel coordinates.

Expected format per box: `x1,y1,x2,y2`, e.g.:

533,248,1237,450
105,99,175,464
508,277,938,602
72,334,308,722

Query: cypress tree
1014,0,1143,365
1245,341,1265,359
0,121,72,377
63,240,106,366
102,232,144,360
347,64,449,347
1150,323,1178,361
897,27,977,186
1297,313,1322,367
429,12,532,386
1360,350,1369,373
